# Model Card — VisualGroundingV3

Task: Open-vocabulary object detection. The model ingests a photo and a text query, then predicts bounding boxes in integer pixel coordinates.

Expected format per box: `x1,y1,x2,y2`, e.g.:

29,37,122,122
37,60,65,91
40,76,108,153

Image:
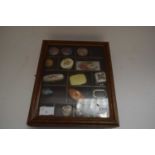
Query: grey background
0,27,155,128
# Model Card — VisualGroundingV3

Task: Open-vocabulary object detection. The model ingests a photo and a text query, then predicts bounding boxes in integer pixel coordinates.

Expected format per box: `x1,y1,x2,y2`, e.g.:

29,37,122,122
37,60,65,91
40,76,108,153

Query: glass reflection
76,98,109,118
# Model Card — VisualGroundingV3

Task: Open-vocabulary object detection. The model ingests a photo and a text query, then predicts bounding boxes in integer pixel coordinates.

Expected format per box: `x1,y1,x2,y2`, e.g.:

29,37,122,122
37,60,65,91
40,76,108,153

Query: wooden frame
27,40,119,128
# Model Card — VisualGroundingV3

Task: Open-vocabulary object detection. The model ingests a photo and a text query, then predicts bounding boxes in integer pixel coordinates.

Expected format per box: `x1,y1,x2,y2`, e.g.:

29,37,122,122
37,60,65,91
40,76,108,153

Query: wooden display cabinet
27,40,119,128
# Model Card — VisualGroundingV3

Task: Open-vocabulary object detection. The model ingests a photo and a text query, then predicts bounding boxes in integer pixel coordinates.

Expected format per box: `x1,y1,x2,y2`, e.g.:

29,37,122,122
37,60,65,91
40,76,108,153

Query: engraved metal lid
61,47,72,56
49,47,59,55
77,47,88,56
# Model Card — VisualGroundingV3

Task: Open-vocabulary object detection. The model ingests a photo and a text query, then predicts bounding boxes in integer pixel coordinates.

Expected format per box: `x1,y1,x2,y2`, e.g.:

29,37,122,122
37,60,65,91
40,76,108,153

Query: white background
0,26,155,129
0,0,155,154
